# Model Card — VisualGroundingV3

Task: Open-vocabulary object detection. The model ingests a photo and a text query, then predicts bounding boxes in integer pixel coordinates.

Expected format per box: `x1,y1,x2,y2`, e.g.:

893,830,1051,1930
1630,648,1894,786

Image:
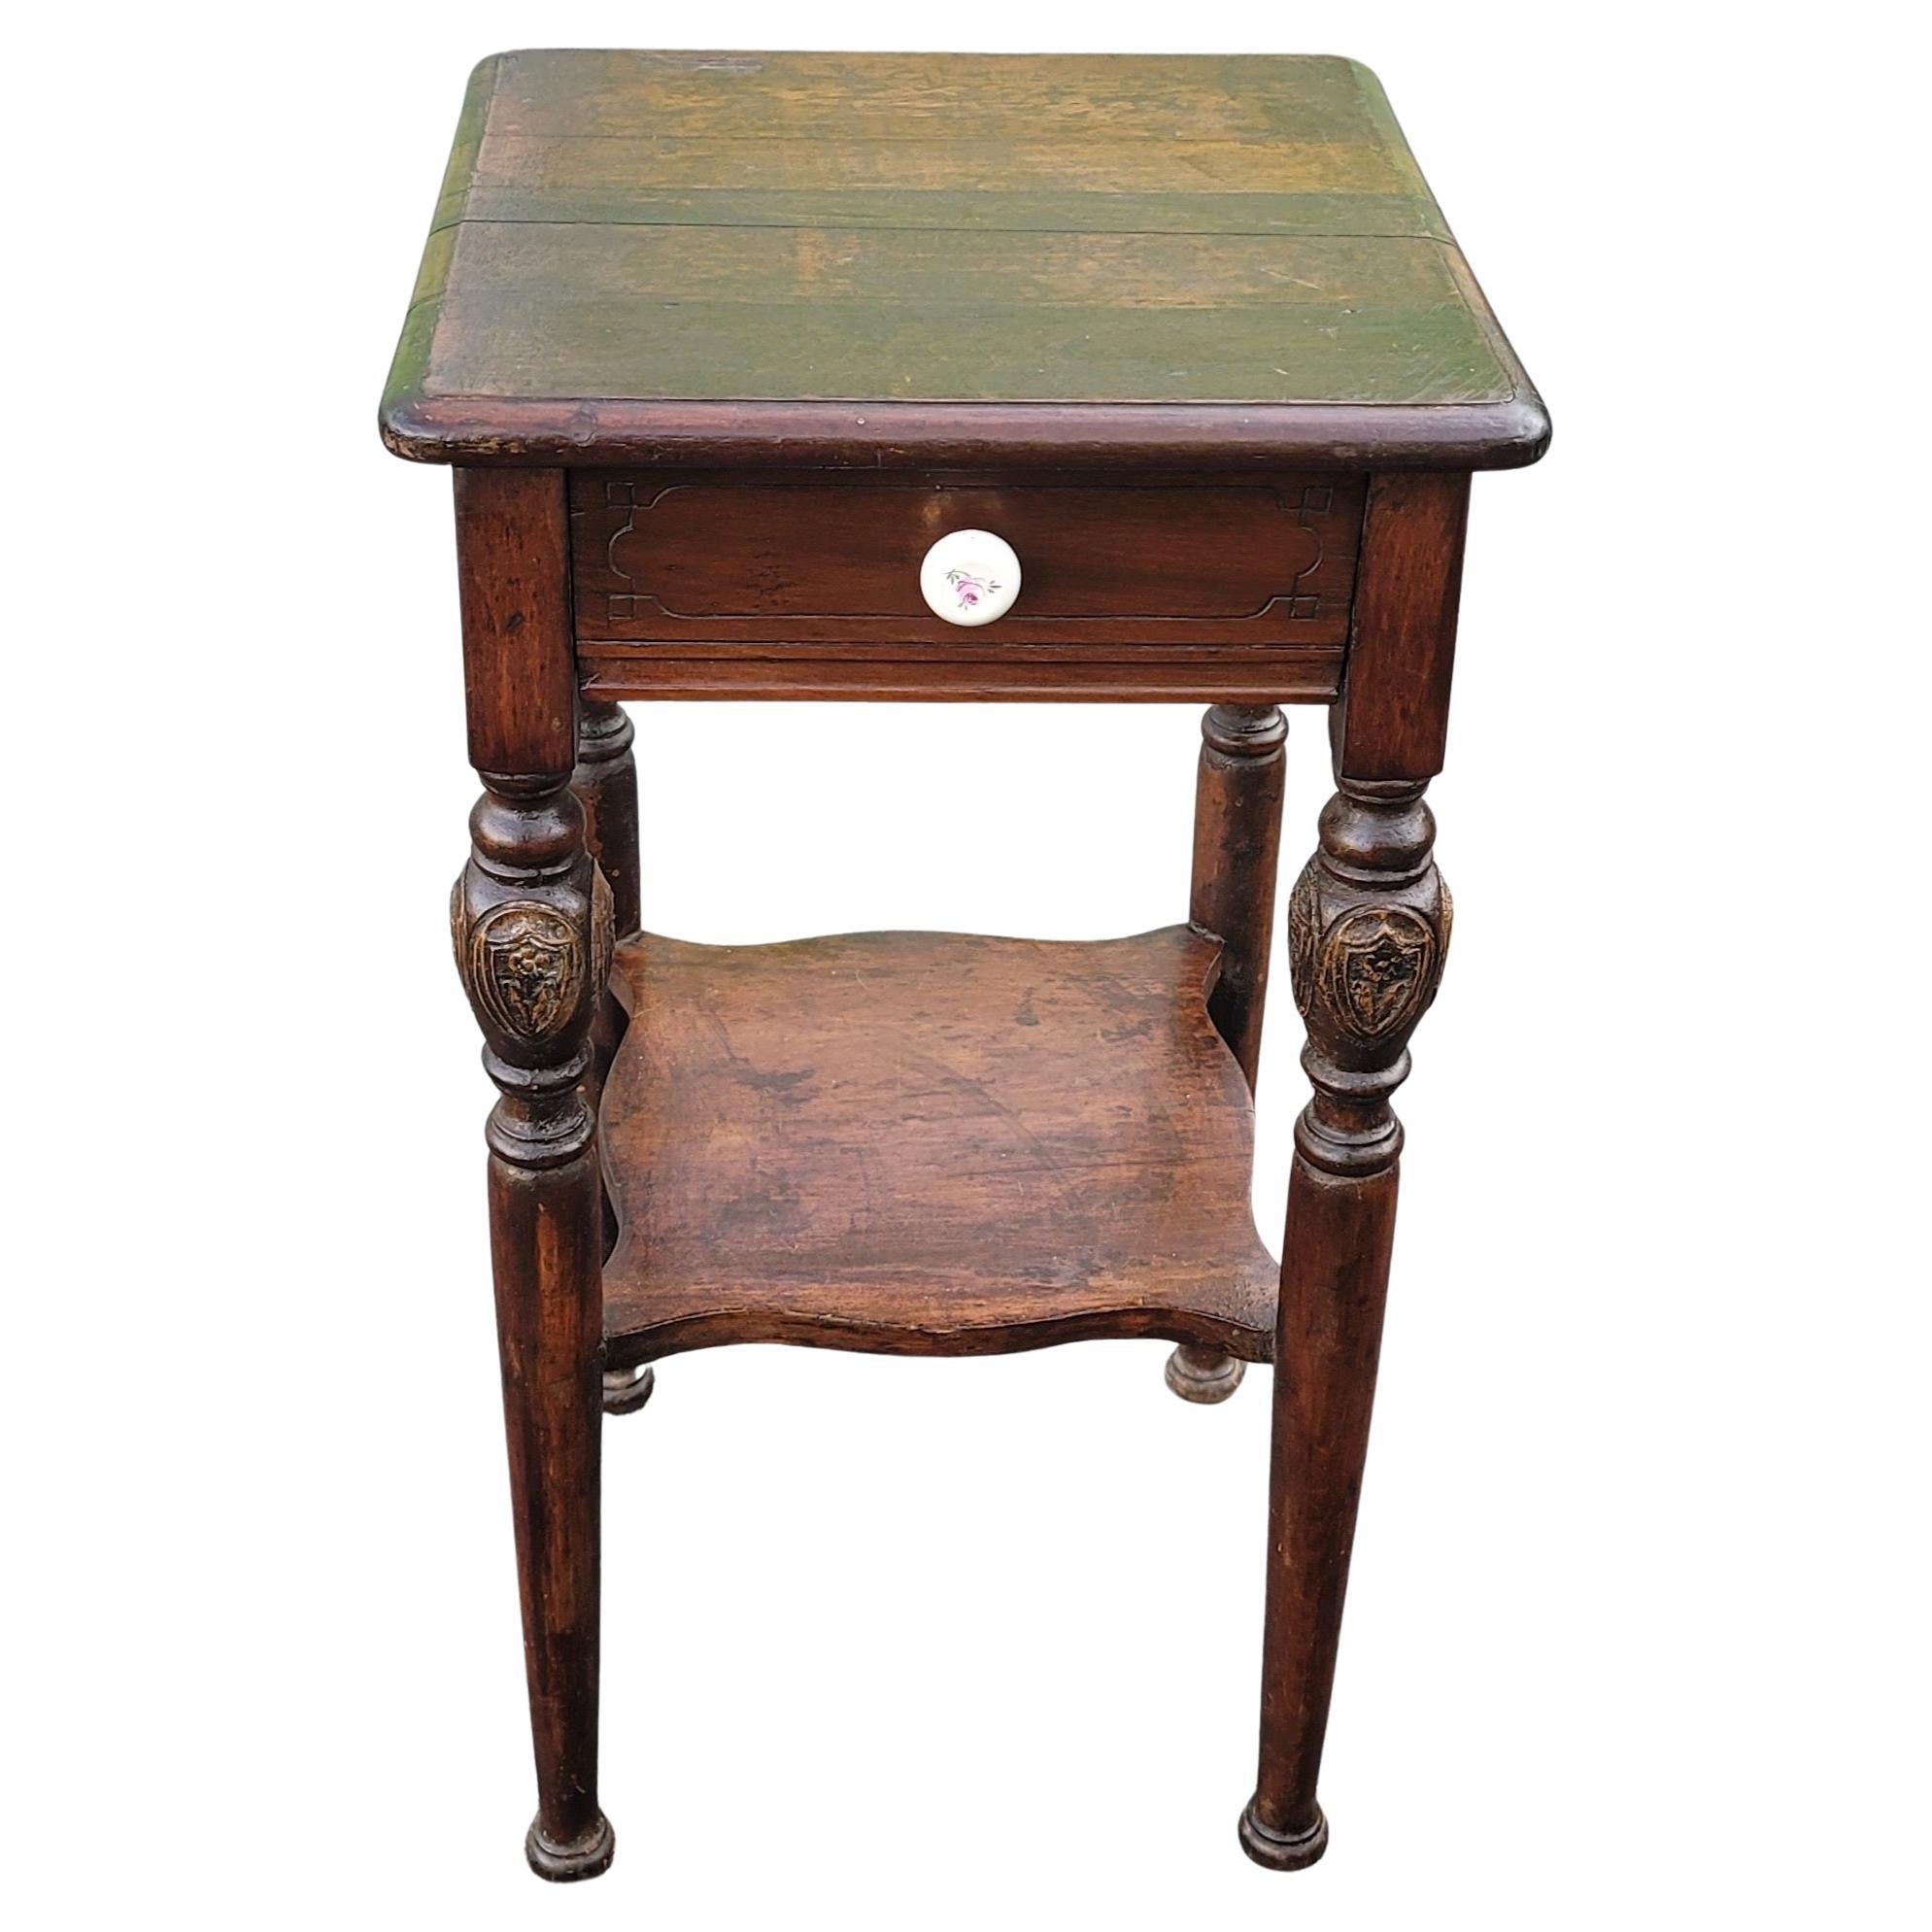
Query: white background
7,4,1926,1925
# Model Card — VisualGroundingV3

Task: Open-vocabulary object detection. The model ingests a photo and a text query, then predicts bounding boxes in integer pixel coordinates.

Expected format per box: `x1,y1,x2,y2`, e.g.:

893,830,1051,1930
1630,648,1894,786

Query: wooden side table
381,50,1546,1881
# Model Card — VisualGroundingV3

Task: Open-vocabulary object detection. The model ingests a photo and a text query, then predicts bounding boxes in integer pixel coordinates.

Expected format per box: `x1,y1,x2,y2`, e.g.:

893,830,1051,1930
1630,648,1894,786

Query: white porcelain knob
919,529,1021,627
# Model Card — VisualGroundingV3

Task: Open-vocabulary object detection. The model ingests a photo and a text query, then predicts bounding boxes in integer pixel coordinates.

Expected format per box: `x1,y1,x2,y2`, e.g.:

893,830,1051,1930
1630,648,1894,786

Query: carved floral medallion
1318,907,1438,1041
1286,853,1449,1048
468,903,585,1042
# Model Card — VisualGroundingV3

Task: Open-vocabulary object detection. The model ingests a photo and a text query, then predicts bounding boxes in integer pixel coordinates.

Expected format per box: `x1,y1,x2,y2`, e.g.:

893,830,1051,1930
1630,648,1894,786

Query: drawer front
572,469,1361,644
571,470,1363,701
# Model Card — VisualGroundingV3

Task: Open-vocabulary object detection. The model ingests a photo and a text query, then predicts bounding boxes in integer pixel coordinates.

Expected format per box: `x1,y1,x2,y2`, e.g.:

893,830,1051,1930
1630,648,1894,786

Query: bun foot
1165,1344,1245,1404
525,1812,616,1881
1237,1800,1328,1871
602,1364,656,1414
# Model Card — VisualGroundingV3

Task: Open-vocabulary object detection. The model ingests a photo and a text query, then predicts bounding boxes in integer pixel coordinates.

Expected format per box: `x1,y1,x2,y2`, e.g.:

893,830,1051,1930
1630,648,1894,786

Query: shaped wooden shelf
599,925,1279,1368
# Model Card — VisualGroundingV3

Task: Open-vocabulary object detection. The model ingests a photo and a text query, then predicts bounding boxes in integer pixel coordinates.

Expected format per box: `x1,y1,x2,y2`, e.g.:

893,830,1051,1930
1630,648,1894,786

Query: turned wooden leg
455,773,616,1881
571,697,656,1415
452,470,616,1881
1239,780,1450,1869
1167,702,1287,1403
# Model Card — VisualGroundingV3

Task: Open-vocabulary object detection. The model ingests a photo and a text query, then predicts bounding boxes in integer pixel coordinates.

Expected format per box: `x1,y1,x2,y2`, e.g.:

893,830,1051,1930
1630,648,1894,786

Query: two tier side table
381,48,1547,1881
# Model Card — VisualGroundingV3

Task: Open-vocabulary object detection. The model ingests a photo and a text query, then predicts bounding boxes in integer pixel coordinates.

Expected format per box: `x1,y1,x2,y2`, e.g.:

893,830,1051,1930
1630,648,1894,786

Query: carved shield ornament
1319,907,1438,1041
469,903,585,1042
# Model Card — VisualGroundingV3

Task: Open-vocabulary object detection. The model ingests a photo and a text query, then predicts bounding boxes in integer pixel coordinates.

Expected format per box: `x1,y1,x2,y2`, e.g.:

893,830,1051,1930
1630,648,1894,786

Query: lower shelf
598,924,1278,1366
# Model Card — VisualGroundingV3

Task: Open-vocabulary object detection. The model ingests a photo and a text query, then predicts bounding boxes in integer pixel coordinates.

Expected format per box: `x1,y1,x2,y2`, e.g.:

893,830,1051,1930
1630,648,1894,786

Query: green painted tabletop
381,51,1545,467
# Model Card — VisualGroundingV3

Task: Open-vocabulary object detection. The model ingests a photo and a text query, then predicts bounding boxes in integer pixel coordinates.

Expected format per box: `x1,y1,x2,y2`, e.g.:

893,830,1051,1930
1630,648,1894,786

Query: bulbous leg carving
451,779,613,1169
1284,783,1450,1176
1245,781,1448,1870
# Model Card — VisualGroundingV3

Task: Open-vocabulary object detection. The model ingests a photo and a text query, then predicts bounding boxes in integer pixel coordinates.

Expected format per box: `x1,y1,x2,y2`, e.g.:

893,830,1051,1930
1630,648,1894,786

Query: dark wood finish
570,698,640,939
1240,474,1461,1871
1332,472,1471,782
401,397,1545,473
1166,702,1290,1404
571,694,638,1110
449,469,616,1881
572,472,1361,646
570,470,1359,700
382,51,1546,472
487,1143,612,1880
1190,706,1289,1090
598,927,1277,1368
453,469,575,776
1244,1149,1400,1868
569,696,657,1418
387,47,1548,1885
579,658,1342,705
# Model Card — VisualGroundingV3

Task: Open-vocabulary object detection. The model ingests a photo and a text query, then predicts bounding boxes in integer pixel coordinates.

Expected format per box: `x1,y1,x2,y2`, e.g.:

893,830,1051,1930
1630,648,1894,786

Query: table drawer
569,471,1364,699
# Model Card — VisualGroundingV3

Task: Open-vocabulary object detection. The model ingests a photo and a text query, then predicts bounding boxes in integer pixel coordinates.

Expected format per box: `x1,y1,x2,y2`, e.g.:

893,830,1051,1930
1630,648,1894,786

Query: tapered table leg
1238,469,1469,1868
455,773,616,1880
1239,780,1449,1868
451,470,617,1880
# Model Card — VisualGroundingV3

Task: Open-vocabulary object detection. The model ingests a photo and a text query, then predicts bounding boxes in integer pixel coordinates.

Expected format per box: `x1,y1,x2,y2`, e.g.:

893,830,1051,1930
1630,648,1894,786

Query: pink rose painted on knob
920,530,1022,627
946,566,999,611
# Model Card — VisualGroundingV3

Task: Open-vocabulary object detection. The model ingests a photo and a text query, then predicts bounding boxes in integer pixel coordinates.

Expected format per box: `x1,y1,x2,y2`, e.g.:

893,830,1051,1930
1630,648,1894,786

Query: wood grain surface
598,925,1279,1365
450,478,617,1880
382,51,1547,468
400,49,1550,1881
569,469,1363,646
576,656,1345,704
